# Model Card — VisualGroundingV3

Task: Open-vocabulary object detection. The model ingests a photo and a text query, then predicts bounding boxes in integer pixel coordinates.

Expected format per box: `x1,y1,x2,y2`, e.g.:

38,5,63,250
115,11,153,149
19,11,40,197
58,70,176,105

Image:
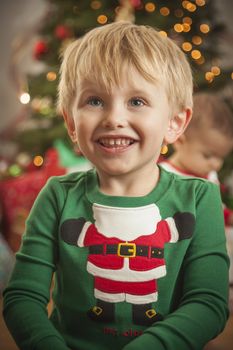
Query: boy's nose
101,108,128,129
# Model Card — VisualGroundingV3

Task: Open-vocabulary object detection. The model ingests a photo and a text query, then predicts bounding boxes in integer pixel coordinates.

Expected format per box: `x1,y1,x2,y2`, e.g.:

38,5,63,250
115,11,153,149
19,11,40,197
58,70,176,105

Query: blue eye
87,97,103,107
129,98,145,107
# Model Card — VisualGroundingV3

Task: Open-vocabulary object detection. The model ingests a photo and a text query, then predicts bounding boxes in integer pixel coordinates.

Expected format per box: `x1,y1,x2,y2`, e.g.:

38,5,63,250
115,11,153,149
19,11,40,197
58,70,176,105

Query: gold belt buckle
146,309,157,318
92,306,103,316
117,242,136,257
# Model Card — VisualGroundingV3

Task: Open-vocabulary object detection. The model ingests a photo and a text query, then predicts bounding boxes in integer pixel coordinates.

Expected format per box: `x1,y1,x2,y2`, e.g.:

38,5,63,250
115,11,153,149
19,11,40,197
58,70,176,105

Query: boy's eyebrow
79,84,155,95
78,86,101,96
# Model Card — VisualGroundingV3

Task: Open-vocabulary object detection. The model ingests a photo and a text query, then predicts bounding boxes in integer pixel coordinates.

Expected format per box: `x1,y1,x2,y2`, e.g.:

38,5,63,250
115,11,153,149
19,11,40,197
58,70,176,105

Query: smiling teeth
99,138,132,147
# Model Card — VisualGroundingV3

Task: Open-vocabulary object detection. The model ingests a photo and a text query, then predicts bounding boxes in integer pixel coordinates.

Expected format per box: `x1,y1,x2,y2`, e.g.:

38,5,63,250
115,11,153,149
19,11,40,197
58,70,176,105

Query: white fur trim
208,171,219,184
126,292,158,304
94,289,125,303
87,259,166,281
160,161,184,175
165,217,179,243
94,289,158,304
77,221,92,247
93,203,161,240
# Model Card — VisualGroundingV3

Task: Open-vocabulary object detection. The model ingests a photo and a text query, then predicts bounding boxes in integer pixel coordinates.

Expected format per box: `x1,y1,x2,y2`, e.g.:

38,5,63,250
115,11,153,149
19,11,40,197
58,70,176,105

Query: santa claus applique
61,203,195,326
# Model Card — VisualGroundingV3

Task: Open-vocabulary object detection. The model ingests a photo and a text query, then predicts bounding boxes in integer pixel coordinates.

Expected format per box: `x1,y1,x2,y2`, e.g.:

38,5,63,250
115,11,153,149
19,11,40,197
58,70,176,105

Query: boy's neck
96,165,160,197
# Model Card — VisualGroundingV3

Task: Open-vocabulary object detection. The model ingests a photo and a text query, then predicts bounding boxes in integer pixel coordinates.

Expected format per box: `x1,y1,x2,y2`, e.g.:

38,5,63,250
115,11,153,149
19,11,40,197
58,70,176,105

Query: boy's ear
164,108,192,144
63,109,77,143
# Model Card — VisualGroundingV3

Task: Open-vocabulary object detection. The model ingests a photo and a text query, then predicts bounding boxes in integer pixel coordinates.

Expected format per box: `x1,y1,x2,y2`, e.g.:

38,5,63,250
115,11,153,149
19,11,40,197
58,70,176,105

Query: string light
174,9,184,17
182,1,189,9
91,0,102,10
186,2,197,12
33,155,44,167
192,35,202,45
182,42,192,52
183,23,191,32
191,49,201,60
196,56,205,65
183,17,192,25
174,23,183,33
145,2,156,12
159,31,167,37
196,0,205,6
46,71,57,81
97,14,108,24
200,24,210,33
211,66,221,76
205,71,214,83
160,7,170,16
19,92,30,104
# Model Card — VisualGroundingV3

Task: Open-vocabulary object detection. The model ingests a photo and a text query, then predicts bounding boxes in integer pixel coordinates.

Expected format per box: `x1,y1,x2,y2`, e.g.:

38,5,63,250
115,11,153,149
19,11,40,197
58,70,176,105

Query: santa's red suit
77,203,179,304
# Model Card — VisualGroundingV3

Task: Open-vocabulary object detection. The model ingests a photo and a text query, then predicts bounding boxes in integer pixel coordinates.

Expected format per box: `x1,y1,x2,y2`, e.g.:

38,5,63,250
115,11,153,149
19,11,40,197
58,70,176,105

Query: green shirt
3,167,229,350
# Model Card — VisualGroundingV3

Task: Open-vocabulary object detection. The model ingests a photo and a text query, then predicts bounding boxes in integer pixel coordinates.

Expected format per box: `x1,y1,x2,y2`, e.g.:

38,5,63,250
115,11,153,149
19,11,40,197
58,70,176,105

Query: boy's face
174,128,233,177
68,67,181,182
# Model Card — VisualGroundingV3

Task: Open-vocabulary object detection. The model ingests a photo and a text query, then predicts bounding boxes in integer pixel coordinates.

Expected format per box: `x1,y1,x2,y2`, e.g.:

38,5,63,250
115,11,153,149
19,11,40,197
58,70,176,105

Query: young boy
160,92,233,226
3,22,229,350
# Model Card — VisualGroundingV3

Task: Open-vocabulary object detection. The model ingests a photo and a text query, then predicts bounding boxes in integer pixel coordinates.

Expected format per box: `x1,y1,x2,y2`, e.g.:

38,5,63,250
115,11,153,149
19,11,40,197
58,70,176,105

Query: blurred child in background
160,92,233,226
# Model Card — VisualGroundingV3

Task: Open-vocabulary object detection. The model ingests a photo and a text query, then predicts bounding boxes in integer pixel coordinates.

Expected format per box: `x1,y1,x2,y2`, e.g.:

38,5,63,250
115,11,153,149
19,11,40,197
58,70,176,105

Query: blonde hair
57,21,193,116
186,92,233,138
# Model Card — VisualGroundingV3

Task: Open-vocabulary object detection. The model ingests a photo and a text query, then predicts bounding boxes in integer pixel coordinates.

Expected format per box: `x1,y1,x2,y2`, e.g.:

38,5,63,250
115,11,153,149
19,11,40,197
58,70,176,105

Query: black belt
89,243,164,258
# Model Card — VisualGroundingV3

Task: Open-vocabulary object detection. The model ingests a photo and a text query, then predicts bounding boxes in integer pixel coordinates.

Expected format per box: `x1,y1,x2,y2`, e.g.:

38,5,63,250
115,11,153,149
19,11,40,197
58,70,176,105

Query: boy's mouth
98,137,135,148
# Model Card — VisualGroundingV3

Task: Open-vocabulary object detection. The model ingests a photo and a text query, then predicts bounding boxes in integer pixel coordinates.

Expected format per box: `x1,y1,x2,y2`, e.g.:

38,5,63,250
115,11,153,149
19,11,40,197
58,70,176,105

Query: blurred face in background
173,128,233,177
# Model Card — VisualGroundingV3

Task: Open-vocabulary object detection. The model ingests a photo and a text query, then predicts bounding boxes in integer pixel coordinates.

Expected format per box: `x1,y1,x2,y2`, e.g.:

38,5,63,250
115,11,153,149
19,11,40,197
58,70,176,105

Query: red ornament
33,40,48,59
130,0,141,8
55,25,72,40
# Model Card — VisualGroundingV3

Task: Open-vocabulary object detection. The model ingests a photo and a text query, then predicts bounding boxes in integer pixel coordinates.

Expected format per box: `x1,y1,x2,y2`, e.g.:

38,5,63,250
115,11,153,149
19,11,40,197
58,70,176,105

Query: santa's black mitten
60,218,86,245
173,212,195,240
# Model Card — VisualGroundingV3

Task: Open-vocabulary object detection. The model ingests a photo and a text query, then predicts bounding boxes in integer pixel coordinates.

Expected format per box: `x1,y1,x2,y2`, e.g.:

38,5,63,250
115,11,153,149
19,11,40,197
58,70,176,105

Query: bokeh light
160,7,170,16
159,31,167,37
174,9,184,17
191,49,201,59
183,17,192,25
46,71,57,81
205,71,214,82
174,23,183,32
200,24,210,33
211,66,221,76
182,42,192,52
91,1,102,10
33,156,44,167
145,2,156,12
192,36,202,45
19,93,30,104
196,0,205,6
97,14,107,24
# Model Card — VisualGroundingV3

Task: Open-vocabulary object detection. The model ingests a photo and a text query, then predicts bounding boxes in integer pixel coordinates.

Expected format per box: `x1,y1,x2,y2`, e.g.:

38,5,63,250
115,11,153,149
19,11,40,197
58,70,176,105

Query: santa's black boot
132,303,163,326
88,299,115,323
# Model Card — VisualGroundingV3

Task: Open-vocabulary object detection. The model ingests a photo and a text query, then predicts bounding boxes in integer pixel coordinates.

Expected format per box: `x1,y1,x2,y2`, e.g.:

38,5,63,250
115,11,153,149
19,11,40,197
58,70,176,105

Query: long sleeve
2,177,70,350
123,183,229,350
